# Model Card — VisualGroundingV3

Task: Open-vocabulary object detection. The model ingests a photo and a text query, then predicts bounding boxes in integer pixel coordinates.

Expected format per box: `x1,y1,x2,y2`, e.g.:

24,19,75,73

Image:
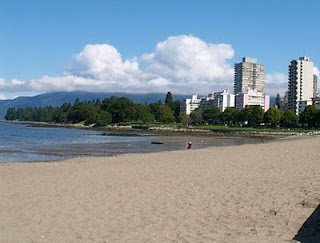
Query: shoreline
0,135,319,242
2,119,316,139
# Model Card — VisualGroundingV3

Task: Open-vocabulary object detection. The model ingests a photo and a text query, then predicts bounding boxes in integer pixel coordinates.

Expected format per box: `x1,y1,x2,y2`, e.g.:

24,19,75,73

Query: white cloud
265,72,288,96
70,44,141,86
142,35,234,94
0,78,27,92
0,35,235,95
0,93,6,100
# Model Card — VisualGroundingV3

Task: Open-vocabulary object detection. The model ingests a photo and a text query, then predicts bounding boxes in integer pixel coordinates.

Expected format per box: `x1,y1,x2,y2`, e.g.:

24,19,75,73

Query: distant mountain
0,91,190,119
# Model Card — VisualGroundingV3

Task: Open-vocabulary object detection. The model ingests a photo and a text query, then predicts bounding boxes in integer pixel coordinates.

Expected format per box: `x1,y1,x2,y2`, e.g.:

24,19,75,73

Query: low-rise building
312,97,320,109
199,93,215,110
199,90,235,112
214,90,235,112
180,94,201,115
182,90,235,114
298,100,313,114
236,89,270,112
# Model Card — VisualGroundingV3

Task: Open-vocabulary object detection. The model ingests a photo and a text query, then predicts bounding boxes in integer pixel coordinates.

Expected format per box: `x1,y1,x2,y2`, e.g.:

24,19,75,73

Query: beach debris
151,141,163,144
269,209,278,216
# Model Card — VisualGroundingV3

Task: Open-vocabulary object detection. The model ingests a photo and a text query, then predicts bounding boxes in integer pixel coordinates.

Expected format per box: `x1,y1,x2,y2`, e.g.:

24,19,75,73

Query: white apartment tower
288,57,315,114
314,75,318,98
234,57,269,110
234,57,265,94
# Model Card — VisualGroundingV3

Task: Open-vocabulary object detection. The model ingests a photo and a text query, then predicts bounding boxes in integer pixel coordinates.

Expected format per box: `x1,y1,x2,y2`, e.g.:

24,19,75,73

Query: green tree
95,110,112,126
172,100,181,120
299,105,319,127
316,110,320,127
263,107,283,127
101,96,135,123
275,93,281,109
179,112,190,125
149,102,164,122
158,105,175,123
53,103,72,123
133,103,154,123
165,91,173,109
5,108,17,120
239,105,264,127
67,101,98,124
95,98,101,106
280,110,298,127
202,107,221,125
190,109,203,125
222,107,238,126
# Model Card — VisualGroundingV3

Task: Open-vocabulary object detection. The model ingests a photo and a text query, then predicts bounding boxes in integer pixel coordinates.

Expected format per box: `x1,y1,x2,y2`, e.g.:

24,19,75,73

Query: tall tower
314,75,318,98
234,57,265,94
288,57,314,114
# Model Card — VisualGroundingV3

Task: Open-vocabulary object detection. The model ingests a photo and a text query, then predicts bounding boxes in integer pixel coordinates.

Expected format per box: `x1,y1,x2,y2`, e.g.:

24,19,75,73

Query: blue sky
0,0,319,99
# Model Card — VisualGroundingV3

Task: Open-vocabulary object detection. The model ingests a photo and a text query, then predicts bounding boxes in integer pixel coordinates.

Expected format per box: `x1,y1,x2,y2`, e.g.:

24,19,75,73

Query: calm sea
0,122,261,163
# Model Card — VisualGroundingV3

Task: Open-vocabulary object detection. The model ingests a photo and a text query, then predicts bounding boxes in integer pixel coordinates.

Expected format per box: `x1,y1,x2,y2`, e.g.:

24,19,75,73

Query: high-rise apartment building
314,75,318,98
288,57,315,114
234,57,269,111
234,57,265,94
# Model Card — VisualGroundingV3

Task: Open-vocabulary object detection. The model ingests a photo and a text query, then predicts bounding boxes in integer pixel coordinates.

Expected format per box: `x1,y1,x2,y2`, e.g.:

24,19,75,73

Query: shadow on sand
293,204,320,243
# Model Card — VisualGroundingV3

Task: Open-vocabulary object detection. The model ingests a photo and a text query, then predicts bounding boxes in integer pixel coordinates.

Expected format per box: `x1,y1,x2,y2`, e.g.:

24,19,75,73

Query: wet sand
0,135,319,242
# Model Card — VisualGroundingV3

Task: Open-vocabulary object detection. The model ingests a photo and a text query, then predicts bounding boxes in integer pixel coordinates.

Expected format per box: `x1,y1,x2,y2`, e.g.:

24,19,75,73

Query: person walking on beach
187,141,192,149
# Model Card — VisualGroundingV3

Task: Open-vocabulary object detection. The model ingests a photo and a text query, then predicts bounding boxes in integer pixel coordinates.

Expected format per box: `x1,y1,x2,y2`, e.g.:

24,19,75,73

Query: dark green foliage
95,110,112,126
275,93,281,109
52,103,72,123
165,92,180,120
101,96,135,123
157,105,175,123
133,104,154,123
222,107,239,126
5,93,183,125
202,107,221,125
179,112,190,125
190,109,203,125
281,110,298,127
239,105,264,127
5,94,320,129
172,100,181,120
5,106,57,122
263,107,283,127
165,92,173,108
299,105,319,127
4,108,17,120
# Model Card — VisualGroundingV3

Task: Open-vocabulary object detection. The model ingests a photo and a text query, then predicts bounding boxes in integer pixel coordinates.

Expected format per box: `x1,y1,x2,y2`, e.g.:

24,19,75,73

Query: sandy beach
1,136,320,242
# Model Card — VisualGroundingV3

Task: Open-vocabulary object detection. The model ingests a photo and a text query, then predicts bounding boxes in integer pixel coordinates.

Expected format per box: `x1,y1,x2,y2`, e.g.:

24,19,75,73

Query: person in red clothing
187,141,192,149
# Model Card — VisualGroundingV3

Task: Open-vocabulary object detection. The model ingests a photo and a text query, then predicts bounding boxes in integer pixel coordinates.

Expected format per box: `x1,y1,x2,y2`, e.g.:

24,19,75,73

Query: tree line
187,105,320,128
5,92,320,128
5,93,180,126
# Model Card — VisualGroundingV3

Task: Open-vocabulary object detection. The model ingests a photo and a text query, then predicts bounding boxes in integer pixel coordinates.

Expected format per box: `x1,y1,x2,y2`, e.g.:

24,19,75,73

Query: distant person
187,142,192,149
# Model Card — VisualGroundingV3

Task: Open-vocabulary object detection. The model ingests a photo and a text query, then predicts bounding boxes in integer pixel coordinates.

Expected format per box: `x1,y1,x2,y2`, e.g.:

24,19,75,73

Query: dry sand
1,136,320,242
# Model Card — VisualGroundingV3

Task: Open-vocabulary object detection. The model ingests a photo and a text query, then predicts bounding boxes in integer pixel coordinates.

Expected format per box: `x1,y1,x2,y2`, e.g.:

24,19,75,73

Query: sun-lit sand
1,135,320,242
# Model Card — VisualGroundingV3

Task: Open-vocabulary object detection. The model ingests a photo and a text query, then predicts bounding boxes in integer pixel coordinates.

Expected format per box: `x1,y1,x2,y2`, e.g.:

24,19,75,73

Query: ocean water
0,122,261,163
